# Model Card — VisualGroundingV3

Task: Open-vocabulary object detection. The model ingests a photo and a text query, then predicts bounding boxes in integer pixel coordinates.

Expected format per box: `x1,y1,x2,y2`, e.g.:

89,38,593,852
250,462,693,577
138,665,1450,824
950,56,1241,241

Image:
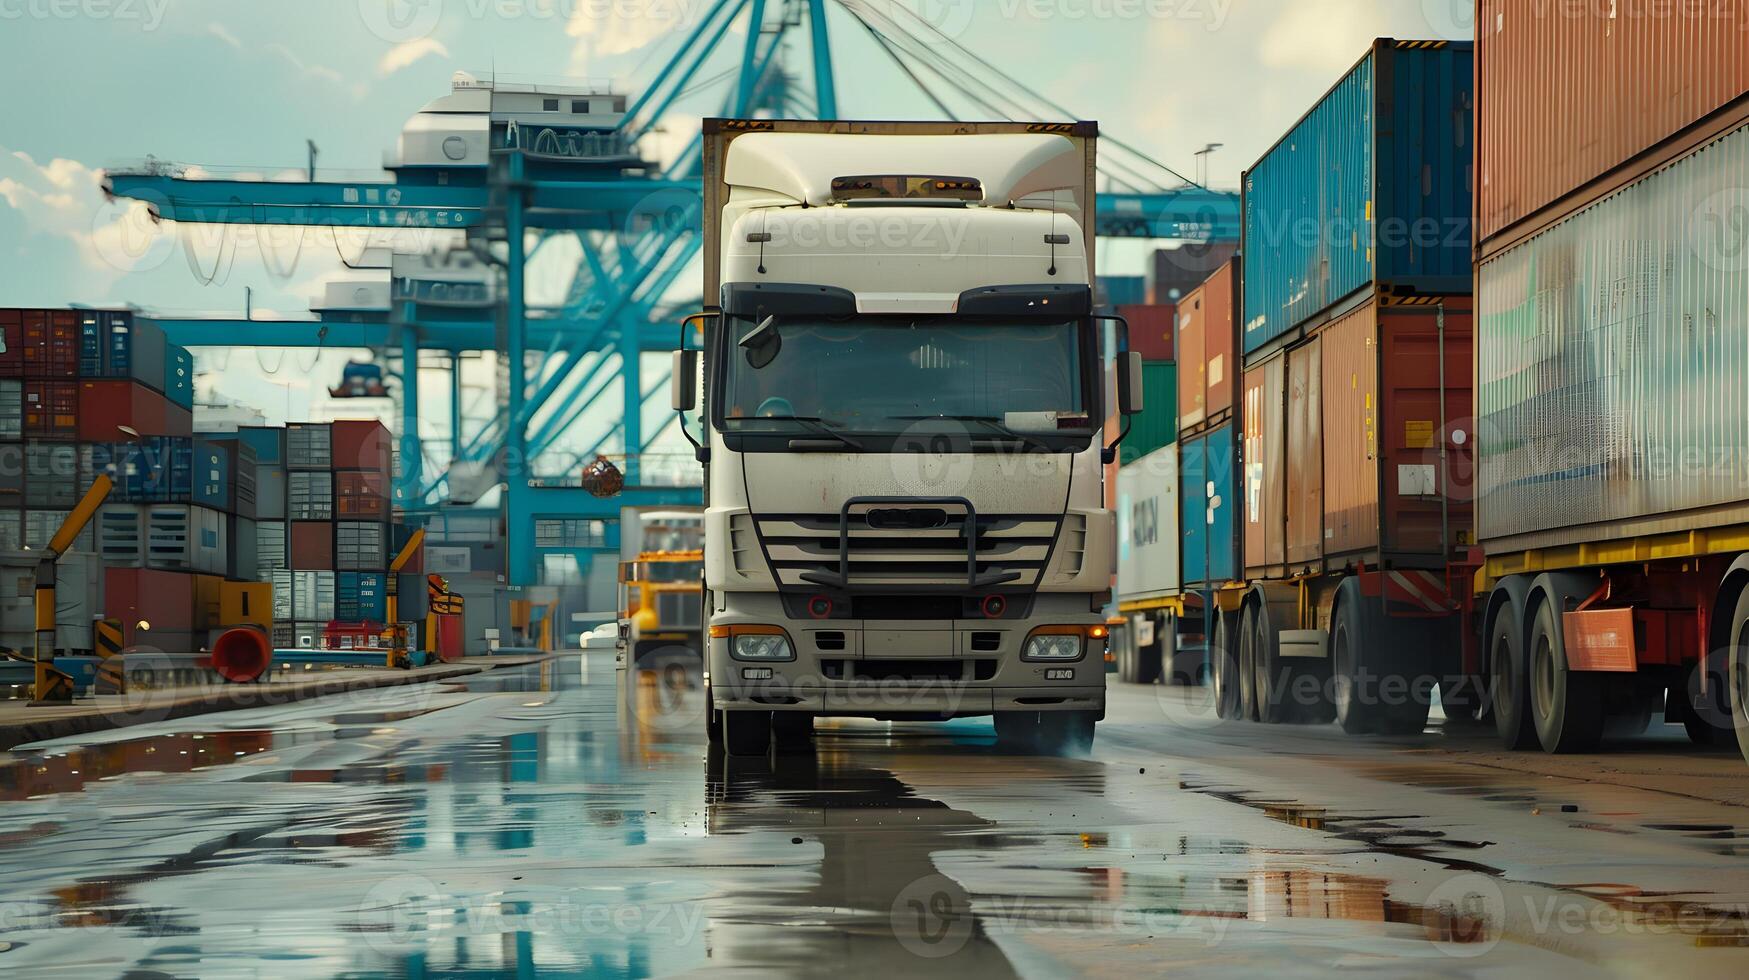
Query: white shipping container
97,504,146,567
144,504,227,575
1116,443,1181,604
291,570,337,622
257,520,287,572
0,551,100,652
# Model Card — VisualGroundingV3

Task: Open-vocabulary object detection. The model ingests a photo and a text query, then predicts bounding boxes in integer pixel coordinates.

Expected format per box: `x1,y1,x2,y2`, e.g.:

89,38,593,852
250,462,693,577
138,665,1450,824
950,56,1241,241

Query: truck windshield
718,315,1091,435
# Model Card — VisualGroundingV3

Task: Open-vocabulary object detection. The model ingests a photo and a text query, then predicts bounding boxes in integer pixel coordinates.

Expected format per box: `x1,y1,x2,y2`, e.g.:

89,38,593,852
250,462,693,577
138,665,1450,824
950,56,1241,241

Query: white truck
673,119,1143,756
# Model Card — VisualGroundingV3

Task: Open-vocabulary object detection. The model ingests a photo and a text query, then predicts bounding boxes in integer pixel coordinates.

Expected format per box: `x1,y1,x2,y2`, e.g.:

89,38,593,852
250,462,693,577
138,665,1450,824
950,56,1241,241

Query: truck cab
676,120,1141,756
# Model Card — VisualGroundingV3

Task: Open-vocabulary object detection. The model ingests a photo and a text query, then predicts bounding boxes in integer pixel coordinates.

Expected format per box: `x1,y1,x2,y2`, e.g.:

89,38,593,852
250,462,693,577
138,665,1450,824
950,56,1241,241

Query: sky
0,0,1471,464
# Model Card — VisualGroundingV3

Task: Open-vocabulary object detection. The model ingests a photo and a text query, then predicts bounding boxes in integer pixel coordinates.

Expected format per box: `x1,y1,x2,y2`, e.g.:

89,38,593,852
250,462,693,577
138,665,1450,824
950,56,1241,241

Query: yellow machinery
621,549,704,666
25,475,113,704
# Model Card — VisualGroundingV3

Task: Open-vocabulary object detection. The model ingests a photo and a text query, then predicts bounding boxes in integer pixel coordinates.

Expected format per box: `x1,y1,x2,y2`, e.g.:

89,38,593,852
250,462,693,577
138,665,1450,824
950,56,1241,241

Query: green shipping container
1121,361,1178,465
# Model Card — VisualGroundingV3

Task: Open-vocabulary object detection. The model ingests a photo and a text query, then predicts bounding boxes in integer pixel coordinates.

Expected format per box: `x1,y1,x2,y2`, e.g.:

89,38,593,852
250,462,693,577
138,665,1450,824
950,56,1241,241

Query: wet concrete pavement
0,652,1746,977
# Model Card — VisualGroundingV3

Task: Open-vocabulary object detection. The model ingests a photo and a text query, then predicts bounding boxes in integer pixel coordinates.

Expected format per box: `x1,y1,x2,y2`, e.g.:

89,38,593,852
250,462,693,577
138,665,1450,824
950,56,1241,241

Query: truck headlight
1023,634,1084,661
732,633,795,661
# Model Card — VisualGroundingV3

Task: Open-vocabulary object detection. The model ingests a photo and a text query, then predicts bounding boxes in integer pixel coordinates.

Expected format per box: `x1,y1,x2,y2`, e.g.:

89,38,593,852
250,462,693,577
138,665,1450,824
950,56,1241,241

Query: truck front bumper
707,593,1106,719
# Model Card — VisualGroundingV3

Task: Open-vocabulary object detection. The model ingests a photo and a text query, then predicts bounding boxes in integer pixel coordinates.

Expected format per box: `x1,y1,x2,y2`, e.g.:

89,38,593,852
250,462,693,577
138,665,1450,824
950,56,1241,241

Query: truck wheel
995,711,1042,750
1040,711,1097,754
772,712,813,745
1729,590,1749,765
1210,613,1241,720
1252,603,1289,724
1527,598,1604,753
1331,598,1432,735
722,709,772,757
1115,629,1135,683
1439,677,1484,724
705,680,722,744
1164,612,1192,685
1237,605,1259,722
1489,596,1538,750
1601,677,1659,739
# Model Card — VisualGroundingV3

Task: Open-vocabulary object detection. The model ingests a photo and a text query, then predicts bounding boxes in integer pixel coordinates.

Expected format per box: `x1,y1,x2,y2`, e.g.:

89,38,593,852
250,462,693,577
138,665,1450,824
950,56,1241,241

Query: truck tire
1237,604,1260,722
1439,676,1484,724
995,710,1042,749
705,680,722,744
1041,710,1097,754
1527,598,1604,753
1252,602,1290,724
1601,677,1659,739
772,711,813,745
1488,593,1538,750
722,709,772,757
1115,626,1137,683
1330,594,1433,735
1210,612,1241,720
1729,589,1749,766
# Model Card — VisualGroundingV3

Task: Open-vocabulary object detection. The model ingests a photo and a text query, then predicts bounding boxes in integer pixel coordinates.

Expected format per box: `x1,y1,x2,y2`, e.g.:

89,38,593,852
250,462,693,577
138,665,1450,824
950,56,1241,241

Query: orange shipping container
1476,0,1749,245
1242,295,1474,576
1175,259,1237,432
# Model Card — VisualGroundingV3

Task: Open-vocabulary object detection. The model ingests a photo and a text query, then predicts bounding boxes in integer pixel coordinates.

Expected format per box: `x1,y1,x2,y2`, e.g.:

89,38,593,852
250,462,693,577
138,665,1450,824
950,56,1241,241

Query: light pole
1194,142,1224,188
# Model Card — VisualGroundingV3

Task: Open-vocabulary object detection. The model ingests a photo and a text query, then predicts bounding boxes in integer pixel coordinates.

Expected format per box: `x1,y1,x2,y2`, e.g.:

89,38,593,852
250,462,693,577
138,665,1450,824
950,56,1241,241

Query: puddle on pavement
0,731,282,801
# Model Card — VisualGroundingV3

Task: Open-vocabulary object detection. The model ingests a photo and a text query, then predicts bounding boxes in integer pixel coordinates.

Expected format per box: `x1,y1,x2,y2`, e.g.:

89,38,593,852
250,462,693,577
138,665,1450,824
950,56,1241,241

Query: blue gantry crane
102,0,1241,587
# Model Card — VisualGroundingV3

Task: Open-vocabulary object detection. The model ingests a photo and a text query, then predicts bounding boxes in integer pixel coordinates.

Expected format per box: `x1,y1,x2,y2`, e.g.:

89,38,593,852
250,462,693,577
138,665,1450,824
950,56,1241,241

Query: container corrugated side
1116,442,1180,604
1121,362,1177,465
1242,40,1473,354
1477,120,1749,551
1476,0,1749,246
1242,353,1286,576
1179,421,1239,589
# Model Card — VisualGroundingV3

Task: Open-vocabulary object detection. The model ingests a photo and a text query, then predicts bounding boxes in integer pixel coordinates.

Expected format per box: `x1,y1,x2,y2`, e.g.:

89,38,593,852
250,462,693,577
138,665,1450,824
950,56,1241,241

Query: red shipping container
164,403,193,438
1476,0,1749,246
77,381,173,442
1116,304,1176,361
331,419,391,474
290,520,335,569
0,310,21,378
105,567,195,647
1176,259,1237,432
335,470,390,518
23,381,78,440
435,612,464,662
21,310,77,379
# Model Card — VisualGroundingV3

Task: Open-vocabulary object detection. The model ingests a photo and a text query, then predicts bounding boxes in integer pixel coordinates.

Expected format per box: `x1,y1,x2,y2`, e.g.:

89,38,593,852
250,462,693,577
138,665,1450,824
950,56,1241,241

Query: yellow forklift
620,511,703,669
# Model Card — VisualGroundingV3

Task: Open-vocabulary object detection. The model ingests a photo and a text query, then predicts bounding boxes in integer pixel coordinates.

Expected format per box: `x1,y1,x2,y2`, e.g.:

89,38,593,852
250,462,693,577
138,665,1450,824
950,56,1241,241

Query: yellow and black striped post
30,560,73,705
95,618,126,695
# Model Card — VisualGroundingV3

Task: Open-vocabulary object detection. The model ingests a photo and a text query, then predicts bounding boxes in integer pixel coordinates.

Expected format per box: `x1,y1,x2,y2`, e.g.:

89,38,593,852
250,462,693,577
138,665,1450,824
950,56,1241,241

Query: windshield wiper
746,415,864,450
893,415,1053,452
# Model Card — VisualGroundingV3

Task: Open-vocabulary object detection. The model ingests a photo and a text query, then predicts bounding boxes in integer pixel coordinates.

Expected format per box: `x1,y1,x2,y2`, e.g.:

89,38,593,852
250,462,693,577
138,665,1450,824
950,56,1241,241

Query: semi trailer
675,119,1142,757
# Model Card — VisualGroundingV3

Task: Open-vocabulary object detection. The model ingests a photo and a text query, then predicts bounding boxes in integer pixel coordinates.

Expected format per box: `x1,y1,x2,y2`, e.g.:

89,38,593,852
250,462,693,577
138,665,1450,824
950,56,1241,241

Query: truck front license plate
1045,669,1074,680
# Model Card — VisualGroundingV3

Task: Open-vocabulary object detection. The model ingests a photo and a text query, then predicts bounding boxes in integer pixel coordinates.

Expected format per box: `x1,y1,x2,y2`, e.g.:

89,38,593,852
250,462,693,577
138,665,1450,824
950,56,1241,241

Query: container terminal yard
0,2,1748,976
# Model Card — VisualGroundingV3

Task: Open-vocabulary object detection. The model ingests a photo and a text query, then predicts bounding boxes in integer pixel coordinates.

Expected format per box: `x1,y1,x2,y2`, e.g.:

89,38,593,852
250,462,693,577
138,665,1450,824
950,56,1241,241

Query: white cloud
207,22,242,49
379,37,451,76
1257,0,1389,74
0,149,167,282
566,2,692,67
267,42,348,88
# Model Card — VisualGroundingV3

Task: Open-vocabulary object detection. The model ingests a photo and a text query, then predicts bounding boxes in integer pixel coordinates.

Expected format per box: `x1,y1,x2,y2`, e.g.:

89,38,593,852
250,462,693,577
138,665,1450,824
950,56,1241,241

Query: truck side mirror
1118,351,1145,417
672,349,699,413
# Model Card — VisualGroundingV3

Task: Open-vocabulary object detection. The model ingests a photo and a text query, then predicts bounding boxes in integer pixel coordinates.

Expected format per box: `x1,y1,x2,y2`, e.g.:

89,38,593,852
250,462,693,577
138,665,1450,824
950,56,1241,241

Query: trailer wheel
1601,677,1659,740
1527,598,1604,753
1115,625,1137,683
722,709,773,757
1164,611,1190,685
1438,677,1484,724
1488,594,1538,750
1210,612,1241,720
1729,589,1749,766
1237,604,1259,722
1252,603,1290,724
1330,595,1432,735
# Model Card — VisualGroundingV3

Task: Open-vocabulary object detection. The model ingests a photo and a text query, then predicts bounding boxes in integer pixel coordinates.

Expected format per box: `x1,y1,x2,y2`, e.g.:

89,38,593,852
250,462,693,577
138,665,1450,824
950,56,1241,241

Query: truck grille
754,506,1060,590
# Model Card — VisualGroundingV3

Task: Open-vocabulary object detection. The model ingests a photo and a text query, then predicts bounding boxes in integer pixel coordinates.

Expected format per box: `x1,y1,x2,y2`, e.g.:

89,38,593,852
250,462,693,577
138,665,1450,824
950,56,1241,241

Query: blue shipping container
78,312,103,377
78,311,169,389
236,425,285,465
93,437,193,503
1099,275,1147,307
337,571,388,623
1241,39,1473,355
1178,421,1239,588
164,345,194,409
191,440,230,510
